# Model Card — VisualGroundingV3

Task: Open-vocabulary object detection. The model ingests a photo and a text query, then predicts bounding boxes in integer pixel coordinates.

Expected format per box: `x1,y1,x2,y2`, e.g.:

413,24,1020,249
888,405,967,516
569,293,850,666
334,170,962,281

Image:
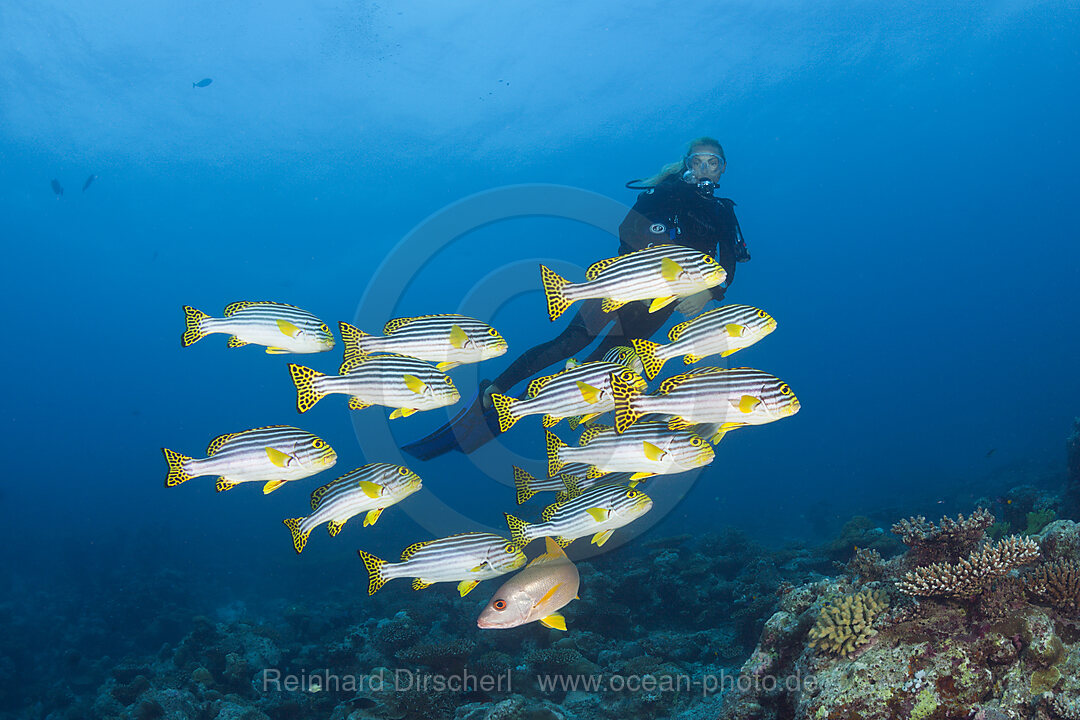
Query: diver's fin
400,381,501,460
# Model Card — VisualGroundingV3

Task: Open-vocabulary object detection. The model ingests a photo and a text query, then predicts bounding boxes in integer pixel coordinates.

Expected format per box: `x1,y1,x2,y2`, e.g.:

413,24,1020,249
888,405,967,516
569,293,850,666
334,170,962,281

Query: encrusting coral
898,535,1040,599
807,589,888,657
1025,558,1080,612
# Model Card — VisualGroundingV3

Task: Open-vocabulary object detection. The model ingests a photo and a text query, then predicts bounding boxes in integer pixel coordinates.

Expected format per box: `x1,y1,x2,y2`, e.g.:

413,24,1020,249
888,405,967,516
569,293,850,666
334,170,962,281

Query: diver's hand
675,290,710,318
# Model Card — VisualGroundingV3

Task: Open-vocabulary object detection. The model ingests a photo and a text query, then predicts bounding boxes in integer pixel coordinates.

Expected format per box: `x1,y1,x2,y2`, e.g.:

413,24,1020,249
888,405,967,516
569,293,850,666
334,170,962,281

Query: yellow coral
808,589,889,657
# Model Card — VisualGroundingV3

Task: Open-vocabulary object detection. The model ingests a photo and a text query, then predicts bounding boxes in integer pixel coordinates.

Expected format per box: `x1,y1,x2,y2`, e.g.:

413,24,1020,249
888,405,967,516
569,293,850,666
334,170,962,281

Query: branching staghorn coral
1025,559,1080,612
898,535,1040,599
807,589,889,657
892,509,994,564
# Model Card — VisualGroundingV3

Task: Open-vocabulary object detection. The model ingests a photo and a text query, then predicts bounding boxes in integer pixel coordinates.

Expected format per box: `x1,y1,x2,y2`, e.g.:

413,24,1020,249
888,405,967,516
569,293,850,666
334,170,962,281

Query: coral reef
1026,558,1080,612
1066,418,1080,518
892,508,994,565
897,535,1041,599
807,589,888,657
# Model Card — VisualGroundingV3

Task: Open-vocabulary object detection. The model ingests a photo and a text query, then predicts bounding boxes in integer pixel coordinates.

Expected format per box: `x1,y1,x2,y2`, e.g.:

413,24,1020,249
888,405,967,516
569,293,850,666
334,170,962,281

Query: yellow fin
215,477,237,492
546,431,567,477
725,323,746,338
265,447,294,468
264,346,289,354
400,539,434,561
592,529,615,547
513,466,537,505
577,381,601,404
382,316,416,334
348,397,373,411
649,296,677,313
505,513,532,548
161,447,194,487
642,441,666,462
357,550,388,595
263,480,286,494
585,507,610,522
458,580,480,597
668,417,692,431
629,472,654,481
227,335,248,348
586,466,606,479
540,264,574,321
327,520,345,536
491,393,520,433
181,305,210,347
390,407,419,419
288,364,327,413
535,583,564,609
630,338,665,380
436,361,460,372
737,395,762,413
719,349,737,358
403,374,427,395
363,508,384,527
528,537,570,567
412,578,433,591
601,297,627,313
667,316,692,342
449,324,469,349
526,373,557,398
578,424,612,446
554,536,575,548
542,414,561,428
358,480,383,498
206,432,241,456
684,354,703,364
585,255,622,281
660,256,684,282
612,374,642,434
540,613,567,631
277,319,301,337
284,518,311,554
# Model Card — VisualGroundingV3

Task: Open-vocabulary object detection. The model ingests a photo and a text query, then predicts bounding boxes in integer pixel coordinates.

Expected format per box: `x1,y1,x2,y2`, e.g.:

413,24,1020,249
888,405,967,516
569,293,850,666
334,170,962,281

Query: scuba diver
402,136,750,460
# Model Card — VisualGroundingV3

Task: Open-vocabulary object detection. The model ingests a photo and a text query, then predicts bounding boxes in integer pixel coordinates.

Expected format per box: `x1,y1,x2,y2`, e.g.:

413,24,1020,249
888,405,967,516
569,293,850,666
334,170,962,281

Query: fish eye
444,376,454,385
493,599,507,611
620,370,635,381
397,466,410,476
320,324,331,333
503,543,518,554
691,437,703,447
757,310,767,318
701,255,714,263
487,328,499,336
312,439,325,449
779,384,791,395
626,490,638,498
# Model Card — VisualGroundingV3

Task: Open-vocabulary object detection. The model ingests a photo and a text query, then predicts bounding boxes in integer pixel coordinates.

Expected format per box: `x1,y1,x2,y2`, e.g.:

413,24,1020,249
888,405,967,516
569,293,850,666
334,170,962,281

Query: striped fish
631,304,777,380
511,465,584,505
490,361,647,433
288,355,459,416
505,483,653,548
612,367,801,441
546,422,715,482
357,532,526,597
541,244,727,321
162,425,336,494
339,316,507,372
283,464,422,553
181,302,334,354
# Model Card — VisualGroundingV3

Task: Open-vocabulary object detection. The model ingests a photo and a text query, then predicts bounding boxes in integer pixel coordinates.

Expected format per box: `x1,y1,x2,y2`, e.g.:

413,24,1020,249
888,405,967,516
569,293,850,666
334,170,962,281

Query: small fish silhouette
82,174,98,192
193,78,212,88
50,179,63,198
985,448,996,458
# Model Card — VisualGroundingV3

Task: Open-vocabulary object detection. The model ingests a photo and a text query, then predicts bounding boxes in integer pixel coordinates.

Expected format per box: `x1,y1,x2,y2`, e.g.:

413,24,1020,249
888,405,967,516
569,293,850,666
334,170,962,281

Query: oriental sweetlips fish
511,466,582,505
630,304,777,380
182,302,335,354
490,361,646,433
288,354,459,416
477,537,580,631
613,367,800,441
357,533,526,597
546,422,714,482
283,464,422,553
505,484,653,548
339,315,507,372
540,244,727,321
162,425,336,494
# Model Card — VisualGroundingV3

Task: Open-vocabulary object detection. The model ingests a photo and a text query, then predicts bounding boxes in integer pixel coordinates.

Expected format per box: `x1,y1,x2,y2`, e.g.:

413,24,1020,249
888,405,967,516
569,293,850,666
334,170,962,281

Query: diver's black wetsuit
490,175,747,392
401,175,748,459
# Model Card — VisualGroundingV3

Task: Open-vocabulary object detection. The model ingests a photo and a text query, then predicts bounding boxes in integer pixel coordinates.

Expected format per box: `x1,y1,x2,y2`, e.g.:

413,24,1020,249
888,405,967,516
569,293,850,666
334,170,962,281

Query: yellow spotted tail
181,305,211,347
357,549,389,595
513,465,537,504
630,338,667,381
540,264,574,321
288,364,327,413
338,321,372,370
491,393,520,433
546,430,568,478
284,518,312,554
161,447,194,488
504,513,532,548
612,374,643,434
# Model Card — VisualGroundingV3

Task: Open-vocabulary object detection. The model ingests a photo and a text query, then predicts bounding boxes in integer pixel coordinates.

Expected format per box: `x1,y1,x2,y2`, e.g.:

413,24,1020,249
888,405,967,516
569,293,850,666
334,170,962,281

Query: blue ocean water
3,2,1079,718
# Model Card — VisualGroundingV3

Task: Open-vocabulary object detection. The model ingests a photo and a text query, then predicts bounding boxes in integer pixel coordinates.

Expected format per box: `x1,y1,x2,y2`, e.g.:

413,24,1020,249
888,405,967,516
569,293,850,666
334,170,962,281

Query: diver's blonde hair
640,136,726,187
